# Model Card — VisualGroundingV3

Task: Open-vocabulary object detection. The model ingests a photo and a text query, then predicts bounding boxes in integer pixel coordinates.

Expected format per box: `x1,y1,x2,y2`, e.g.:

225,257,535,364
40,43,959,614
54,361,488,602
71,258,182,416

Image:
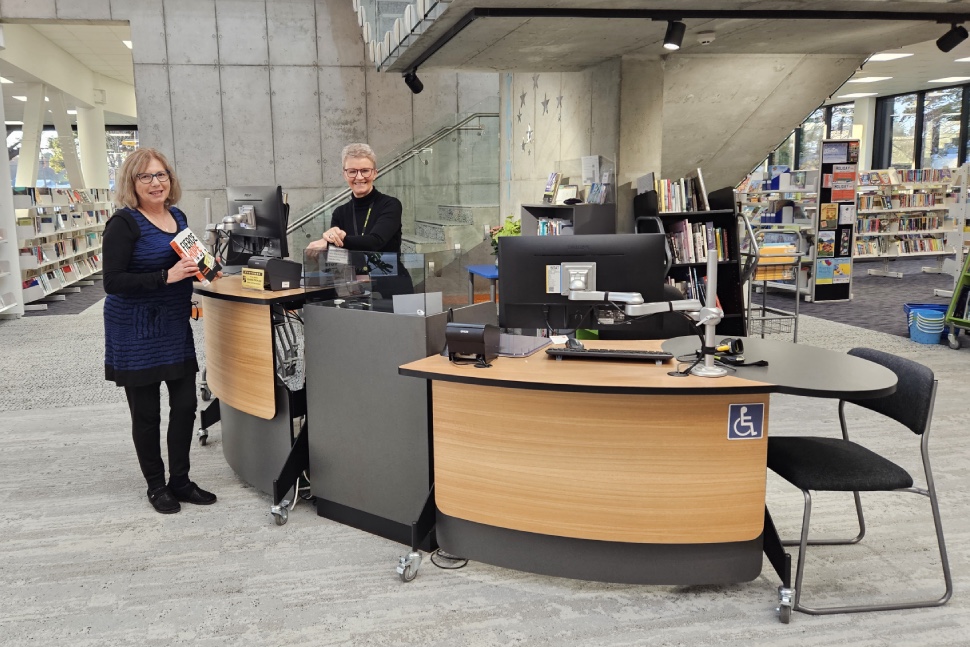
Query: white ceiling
2,23,136,128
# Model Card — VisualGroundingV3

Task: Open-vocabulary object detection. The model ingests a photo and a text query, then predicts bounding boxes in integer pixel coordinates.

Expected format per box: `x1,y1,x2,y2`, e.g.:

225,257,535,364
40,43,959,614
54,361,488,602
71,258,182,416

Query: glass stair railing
351,0,455,71
287,103,499,262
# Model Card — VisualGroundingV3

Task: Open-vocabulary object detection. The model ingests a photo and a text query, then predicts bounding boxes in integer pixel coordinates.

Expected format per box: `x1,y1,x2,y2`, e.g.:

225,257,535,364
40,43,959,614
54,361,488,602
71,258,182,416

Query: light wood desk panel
433,382,769,543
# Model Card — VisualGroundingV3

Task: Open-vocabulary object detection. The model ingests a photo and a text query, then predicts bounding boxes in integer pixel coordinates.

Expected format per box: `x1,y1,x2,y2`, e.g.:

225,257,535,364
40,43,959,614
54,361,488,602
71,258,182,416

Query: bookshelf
637,208,746,336
936,163,969,298
855,168,956,280
520,203,615,236
15,188,111,311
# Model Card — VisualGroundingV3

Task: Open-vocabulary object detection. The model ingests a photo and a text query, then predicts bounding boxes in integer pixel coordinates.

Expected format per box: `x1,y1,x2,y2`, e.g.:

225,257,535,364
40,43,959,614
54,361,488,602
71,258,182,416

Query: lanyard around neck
353,204,372,236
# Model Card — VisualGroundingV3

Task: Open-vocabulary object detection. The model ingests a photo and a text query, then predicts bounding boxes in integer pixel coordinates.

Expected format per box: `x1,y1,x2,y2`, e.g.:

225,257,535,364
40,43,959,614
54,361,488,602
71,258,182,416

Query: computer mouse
566,337,585,350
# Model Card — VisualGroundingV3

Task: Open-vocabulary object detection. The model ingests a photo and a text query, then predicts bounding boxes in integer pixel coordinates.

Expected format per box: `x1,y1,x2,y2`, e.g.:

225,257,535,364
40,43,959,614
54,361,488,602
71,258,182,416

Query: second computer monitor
498,233,668,331
225,185,289,258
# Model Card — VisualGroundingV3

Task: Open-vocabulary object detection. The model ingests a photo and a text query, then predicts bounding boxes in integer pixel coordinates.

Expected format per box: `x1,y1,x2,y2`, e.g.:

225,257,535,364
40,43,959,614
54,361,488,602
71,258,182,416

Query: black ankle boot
147,486,181,514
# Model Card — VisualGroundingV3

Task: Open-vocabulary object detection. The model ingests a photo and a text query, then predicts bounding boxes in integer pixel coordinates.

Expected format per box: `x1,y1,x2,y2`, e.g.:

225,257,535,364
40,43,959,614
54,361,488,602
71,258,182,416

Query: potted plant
489,215,521,259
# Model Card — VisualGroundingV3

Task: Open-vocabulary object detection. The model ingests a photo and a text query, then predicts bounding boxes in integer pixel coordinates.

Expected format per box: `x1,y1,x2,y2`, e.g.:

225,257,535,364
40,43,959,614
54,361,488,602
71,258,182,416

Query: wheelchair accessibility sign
727,403,764,440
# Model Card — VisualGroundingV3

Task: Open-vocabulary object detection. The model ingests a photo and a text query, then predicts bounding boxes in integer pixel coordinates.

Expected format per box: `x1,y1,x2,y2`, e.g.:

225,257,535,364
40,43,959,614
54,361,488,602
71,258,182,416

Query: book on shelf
542,172,562,204
170,228,222,286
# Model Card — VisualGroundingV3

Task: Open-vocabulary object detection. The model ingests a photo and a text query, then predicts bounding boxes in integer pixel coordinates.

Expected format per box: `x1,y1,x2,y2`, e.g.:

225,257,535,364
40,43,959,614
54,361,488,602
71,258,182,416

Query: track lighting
937,23,969,53
403,70,424,94
663,20,686,51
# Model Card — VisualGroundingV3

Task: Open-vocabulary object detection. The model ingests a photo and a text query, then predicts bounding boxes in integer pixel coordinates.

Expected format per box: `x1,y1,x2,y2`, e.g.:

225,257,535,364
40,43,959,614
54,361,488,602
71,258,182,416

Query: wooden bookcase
637,208,746,336
520,203,615,236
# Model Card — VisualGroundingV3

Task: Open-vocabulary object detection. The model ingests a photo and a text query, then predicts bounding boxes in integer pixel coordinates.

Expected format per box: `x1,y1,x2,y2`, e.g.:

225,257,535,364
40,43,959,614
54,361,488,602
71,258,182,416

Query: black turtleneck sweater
330,188,402,253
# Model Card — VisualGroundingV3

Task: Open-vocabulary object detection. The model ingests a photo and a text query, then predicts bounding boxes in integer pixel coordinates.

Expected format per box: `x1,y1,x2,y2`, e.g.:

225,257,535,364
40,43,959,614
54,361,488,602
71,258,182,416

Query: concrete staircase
402,204,499,254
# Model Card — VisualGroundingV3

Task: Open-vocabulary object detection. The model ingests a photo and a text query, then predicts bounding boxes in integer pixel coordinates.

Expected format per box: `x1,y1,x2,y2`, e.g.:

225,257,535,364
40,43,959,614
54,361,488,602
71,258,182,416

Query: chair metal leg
781,490,865,547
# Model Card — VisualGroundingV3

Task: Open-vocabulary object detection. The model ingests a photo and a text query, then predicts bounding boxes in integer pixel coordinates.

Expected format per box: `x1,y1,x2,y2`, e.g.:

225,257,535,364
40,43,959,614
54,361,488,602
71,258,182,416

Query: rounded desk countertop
399,336,897,400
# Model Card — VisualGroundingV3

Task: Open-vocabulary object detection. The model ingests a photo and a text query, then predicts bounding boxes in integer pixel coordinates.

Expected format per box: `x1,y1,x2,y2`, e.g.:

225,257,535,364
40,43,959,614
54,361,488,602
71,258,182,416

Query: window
921,87,962,169
799,108,826,170
828,104,854,139
887,94,918,170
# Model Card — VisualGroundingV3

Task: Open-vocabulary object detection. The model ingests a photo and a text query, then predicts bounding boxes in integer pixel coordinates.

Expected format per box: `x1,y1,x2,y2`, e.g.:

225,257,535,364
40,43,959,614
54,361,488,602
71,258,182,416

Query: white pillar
853,97,878,171
14,83,46,187
0,65,25,315
77,105,109,189
48,92,85,188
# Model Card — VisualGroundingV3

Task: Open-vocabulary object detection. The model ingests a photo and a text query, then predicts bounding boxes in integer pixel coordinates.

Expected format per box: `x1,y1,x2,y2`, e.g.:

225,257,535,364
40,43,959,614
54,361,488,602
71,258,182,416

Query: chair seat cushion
767,437,914,491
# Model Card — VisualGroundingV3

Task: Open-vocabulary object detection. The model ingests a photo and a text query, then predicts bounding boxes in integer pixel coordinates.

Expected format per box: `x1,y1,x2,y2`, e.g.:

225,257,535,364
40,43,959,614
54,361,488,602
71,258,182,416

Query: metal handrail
287,111,498,234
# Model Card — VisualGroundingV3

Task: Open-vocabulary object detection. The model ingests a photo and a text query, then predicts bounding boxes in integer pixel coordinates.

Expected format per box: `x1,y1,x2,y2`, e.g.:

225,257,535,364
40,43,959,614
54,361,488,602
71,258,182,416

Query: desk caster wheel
397,551,422,582
948,333,960,350
200,385,211,402
197,428,208,446
777,585,793,624
271,502,289,526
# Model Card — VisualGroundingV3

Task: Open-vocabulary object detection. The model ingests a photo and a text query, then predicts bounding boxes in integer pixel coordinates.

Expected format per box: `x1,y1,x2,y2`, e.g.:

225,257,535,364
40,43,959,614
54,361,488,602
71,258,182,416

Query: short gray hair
341,143,377,169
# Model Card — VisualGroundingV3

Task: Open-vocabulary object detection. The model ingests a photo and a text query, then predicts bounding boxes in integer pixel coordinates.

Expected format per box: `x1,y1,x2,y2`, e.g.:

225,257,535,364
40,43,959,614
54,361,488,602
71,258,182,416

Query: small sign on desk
241,267,266,290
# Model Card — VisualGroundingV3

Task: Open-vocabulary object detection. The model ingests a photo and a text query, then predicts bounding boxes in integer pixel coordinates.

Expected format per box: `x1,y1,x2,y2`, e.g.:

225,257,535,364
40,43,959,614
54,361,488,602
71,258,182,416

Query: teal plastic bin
908,308,945,345
903,303,952,342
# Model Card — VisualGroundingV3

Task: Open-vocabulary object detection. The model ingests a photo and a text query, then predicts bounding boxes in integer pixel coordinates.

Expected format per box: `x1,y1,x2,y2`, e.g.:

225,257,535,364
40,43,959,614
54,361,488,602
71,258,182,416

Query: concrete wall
501,51,864,230
0,0,498,238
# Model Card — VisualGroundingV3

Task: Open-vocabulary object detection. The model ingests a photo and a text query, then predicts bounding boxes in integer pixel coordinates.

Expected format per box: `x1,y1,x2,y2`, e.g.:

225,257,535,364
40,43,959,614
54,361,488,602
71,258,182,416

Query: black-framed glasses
344,168,375,178
136,171,171,184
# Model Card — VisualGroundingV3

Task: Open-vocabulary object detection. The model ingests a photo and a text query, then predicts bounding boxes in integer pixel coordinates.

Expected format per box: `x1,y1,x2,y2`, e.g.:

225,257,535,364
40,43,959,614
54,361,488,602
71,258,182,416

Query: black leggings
124,374,197,491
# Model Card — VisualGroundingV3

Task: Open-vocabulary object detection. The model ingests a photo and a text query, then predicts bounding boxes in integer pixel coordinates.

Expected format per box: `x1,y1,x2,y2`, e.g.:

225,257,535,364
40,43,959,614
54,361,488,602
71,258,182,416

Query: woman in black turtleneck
307,142,413,296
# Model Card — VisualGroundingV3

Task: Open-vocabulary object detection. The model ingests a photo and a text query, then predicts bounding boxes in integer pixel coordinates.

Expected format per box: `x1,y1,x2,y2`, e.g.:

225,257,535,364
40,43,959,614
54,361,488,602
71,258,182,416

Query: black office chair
767,347,952,616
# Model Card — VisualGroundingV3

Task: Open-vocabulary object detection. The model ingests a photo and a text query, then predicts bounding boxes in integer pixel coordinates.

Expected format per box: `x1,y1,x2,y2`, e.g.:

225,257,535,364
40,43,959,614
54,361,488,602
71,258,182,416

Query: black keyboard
546,347,674,363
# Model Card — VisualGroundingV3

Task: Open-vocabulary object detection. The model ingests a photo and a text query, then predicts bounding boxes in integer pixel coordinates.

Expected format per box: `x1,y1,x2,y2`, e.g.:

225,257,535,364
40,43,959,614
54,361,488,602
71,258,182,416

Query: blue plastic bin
903,303,953,341
908,308,945,345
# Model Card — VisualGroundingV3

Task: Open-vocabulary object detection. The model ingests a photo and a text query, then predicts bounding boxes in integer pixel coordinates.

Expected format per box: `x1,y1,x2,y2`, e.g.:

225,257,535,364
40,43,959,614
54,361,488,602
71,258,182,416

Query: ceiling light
403,70,423,94
956,57,970,62
837,92,878,98
938,24,969,53
12,95,27,101
5,120,24,126
122,40,132,49
663,20,686,51
867,52,914,62
929,76,970,83
67,110,77,115
847,76,892,83
0,77,12,84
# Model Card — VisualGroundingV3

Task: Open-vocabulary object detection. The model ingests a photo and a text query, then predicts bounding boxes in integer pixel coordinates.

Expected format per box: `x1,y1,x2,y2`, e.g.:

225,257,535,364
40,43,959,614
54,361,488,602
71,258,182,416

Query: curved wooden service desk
399,336,897,585
195,276,325,494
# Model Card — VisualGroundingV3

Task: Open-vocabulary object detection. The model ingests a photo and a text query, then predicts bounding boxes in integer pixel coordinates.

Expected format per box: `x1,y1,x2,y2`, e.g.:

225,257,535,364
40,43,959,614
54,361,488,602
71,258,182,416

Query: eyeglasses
344,168,375,178
135,171,171,184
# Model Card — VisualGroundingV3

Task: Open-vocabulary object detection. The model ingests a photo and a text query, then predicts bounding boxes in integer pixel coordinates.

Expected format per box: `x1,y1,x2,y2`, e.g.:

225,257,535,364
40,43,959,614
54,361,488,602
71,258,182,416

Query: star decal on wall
556,95,563,109
517,111,522,123
541,94,550,115
520,91,527,109
532,73,540,90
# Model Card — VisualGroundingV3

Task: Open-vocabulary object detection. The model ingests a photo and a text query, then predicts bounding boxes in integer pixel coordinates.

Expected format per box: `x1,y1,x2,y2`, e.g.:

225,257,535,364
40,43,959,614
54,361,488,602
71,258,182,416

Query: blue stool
467,264,499,304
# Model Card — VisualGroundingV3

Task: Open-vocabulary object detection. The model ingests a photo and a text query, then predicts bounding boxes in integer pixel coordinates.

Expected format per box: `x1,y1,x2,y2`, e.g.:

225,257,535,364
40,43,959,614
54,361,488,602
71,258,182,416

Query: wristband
161,268,169,284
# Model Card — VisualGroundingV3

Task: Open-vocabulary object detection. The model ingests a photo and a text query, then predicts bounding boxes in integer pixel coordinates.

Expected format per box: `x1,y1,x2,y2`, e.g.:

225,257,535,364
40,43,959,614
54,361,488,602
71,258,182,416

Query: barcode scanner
716,338,744,355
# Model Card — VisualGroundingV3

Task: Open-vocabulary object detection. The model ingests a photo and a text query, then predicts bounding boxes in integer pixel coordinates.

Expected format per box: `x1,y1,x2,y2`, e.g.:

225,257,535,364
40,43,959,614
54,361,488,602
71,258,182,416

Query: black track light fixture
404,70,424,94
937,23,969,52
663,20,686,51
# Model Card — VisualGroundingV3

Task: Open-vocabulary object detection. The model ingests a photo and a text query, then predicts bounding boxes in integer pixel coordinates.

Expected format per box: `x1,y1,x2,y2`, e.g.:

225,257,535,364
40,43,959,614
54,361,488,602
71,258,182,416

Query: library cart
944,250,970,349
745,228,806,342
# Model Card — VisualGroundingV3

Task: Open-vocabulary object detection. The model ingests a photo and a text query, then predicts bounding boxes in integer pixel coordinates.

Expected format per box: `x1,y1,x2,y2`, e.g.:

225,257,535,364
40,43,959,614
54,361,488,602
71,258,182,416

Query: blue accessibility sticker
727,403,764,440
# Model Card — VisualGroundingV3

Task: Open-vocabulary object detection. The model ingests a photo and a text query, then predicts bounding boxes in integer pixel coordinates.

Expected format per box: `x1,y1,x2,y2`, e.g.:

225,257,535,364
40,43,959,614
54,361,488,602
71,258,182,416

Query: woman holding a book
102,148,219,514
306,143,413,296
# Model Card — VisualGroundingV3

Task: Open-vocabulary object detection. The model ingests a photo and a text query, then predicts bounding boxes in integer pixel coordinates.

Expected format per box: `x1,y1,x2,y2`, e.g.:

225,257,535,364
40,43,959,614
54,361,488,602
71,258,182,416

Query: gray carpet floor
1,296,968,645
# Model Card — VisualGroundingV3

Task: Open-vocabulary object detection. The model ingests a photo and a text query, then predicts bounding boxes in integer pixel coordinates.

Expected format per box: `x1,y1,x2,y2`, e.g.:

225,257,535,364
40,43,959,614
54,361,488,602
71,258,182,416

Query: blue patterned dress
103,207,198,387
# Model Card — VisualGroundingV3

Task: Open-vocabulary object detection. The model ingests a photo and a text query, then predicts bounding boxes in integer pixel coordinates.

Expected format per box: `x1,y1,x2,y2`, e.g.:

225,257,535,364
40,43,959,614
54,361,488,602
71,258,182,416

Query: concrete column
852,97,878,170
77,105,110,189
14,83,46,187
48,92,85,188
618,57,664,232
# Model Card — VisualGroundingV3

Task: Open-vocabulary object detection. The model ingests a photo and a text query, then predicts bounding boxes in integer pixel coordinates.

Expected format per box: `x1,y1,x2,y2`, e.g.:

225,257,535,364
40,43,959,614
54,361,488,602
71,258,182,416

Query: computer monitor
225,185,289,261
498,233,668,331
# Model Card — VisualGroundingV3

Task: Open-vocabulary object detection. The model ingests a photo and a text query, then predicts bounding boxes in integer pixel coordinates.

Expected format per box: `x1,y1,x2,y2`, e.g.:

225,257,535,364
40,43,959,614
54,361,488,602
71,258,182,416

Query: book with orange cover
170,228,221,285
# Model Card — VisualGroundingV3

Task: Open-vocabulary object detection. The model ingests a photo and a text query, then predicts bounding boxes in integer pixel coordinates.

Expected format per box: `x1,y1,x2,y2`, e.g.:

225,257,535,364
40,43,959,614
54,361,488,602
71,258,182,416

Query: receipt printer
246,256,302,291
445,322,499,364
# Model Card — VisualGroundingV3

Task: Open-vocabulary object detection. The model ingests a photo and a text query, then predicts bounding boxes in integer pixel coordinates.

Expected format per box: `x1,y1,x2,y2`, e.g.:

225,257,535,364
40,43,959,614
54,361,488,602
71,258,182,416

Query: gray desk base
221,384,297,496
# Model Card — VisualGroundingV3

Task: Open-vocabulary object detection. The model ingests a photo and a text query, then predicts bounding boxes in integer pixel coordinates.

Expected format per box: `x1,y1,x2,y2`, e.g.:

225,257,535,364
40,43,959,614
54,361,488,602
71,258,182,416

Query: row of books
535,218,573,236
858,168,953,186
666,268,720,306
856,214,947,234
12,186,112,208
855,238,883,257
858,194,942,210
16,208,109,240
21,255,102,301
19,234,102,270
656,174,708,213
665,220,731,265
894,235,946,254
